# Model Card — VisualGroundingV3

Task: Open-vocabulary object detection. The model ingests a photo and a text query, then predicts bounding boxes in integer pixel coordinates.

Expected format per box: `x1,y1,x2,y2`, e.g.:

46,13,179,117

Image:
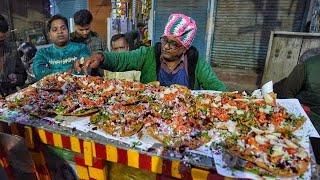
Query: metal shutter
211,0,309,70
153,0,209,57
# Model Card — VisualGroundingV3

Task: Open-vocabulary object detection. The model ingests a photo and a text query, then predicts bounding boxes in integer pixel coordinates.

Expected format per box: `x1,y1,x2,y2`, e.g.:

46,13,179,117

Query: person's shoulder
307,54,320,63
90,31,99,37
90,32,104,42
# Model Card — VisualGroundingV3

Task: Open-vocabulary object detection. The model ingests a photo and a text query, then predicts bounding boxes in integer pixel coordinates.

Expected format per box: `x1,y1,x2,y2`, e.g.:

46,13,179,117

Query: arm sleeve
32,49,52,80
196,59,228,91
273,63,306,98
101,46,150,72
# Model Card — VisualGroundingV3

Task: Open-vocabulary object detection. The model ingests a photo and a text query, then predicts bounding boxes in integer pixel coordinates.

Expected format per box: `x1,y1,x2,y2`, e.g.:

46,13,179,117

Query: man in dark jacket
125,22,147,50
76,14,226,91
0,15,26,96
17,42,37,85
274,55,320,131
70,9,106,53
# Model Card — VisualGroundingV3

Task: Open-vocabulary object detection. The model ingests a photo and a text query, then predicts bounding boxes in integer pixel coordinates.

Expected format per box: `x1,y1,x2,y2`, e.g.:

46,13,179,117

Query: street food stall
0,73,319,180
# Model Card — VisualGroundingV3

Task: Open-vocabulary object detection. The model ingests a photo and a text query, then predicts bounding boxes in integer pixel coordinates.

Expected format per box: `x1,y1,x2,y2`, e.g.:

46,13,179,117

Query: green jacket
32,42,90,80
100,45,227,91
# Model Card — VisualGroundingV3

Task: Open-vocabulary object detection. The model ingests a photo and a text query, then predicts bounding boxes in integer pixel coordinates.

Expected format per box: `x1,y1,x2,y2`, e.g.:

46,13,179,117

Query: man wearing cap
76,14,226,90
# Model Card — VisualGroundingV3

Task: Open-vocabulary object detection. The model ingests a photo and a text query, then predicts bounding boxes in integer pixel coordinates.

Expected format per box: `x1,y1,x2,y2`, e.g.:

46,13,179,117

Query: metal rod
6,0,15,41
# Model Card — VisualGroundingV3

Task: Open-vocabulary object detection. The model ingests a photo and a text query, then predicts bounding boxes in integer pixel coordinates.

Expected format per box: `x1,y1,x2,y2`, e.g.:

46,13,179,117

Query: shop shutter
211,0,309,70
153,0,209,57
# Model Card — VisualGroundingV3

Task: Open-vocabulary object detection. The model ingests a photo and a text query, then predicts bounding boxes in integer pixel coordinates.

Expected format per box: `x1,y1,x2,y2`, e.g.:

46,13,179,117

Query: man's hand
74,60,82,73
83,53,104,70
73,57,86,74
8,73,17,84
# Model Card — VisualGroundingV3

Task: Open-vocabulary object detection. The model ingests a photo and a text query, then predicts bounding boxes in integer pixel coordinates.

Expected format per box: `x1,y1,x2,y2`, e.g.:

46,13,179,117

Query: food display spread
2,73,313,177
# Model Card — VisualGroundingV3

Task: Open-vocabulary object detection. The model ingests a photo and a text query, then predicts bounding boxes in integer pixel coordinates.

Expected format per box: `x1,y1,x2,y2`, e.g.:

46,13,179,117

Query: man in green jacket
274,55,320,131
77,14,226,91
33,15,90,80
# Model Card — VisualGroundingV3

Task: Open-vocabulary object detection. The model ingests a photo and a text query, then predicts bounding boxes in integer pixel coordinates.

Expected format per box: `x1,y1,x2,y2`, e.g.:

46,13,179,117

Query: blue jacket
32,42,90,80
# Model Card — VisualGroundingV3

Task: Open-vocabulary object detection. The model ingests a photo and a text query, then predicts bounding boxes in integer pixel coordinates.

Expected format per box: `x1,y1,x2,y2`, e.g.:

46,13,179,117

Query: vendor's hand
74,60,82,73
8,73,17,84
73,57,87,74
83,53,104,70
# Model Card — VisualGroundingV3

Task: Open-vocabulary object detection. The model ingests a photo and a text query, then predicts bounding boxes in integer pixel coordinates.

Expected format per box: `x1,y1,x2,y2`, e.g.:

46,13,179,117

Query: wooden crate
262,31,320,84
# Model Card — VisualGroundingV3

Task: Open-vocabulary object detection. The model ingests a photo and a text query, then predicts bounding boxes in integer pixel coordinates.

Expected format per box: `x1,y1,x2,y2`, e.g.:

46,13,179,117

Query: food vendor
76,13,227,91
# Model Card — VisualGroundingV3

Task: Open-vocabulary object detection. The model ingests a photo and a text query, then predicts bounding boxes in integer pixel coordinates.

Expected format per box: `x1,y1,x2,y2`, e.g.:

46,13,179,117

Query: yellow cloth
107,162,156,180
103,70,141,82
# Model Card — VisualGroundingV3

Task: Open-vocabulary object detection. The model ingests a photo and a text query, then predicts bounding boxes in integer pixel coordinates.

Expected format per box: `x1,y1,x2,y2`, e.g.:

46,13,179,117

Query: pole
6,0,16,41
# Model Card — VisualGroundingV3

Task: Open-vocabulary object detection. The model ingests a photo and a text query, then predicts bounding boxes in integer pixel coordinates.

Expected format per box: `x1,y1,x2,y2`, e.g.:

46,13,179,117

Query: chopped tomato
126,97,138,104
134,105,145,112
164,93,176,101
237,101,248,110
133,83,145,90
272,112,285,126
126,90,136,96
247,137,256,145
101,90,115,97
235,93,243,99
95,98,104,106
221,97,230,104
259,143,270,151
257,111,267,123
285,147,297,155
210,108,229,121
218,113,229,121
111,103,123,110
176,125,187,133
165,119,172,124
210,108,220,116
228,100,237,106
244,162,255,169
255,100,266,106
188,119,197,127
144,116,155,125
79,97,95,106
